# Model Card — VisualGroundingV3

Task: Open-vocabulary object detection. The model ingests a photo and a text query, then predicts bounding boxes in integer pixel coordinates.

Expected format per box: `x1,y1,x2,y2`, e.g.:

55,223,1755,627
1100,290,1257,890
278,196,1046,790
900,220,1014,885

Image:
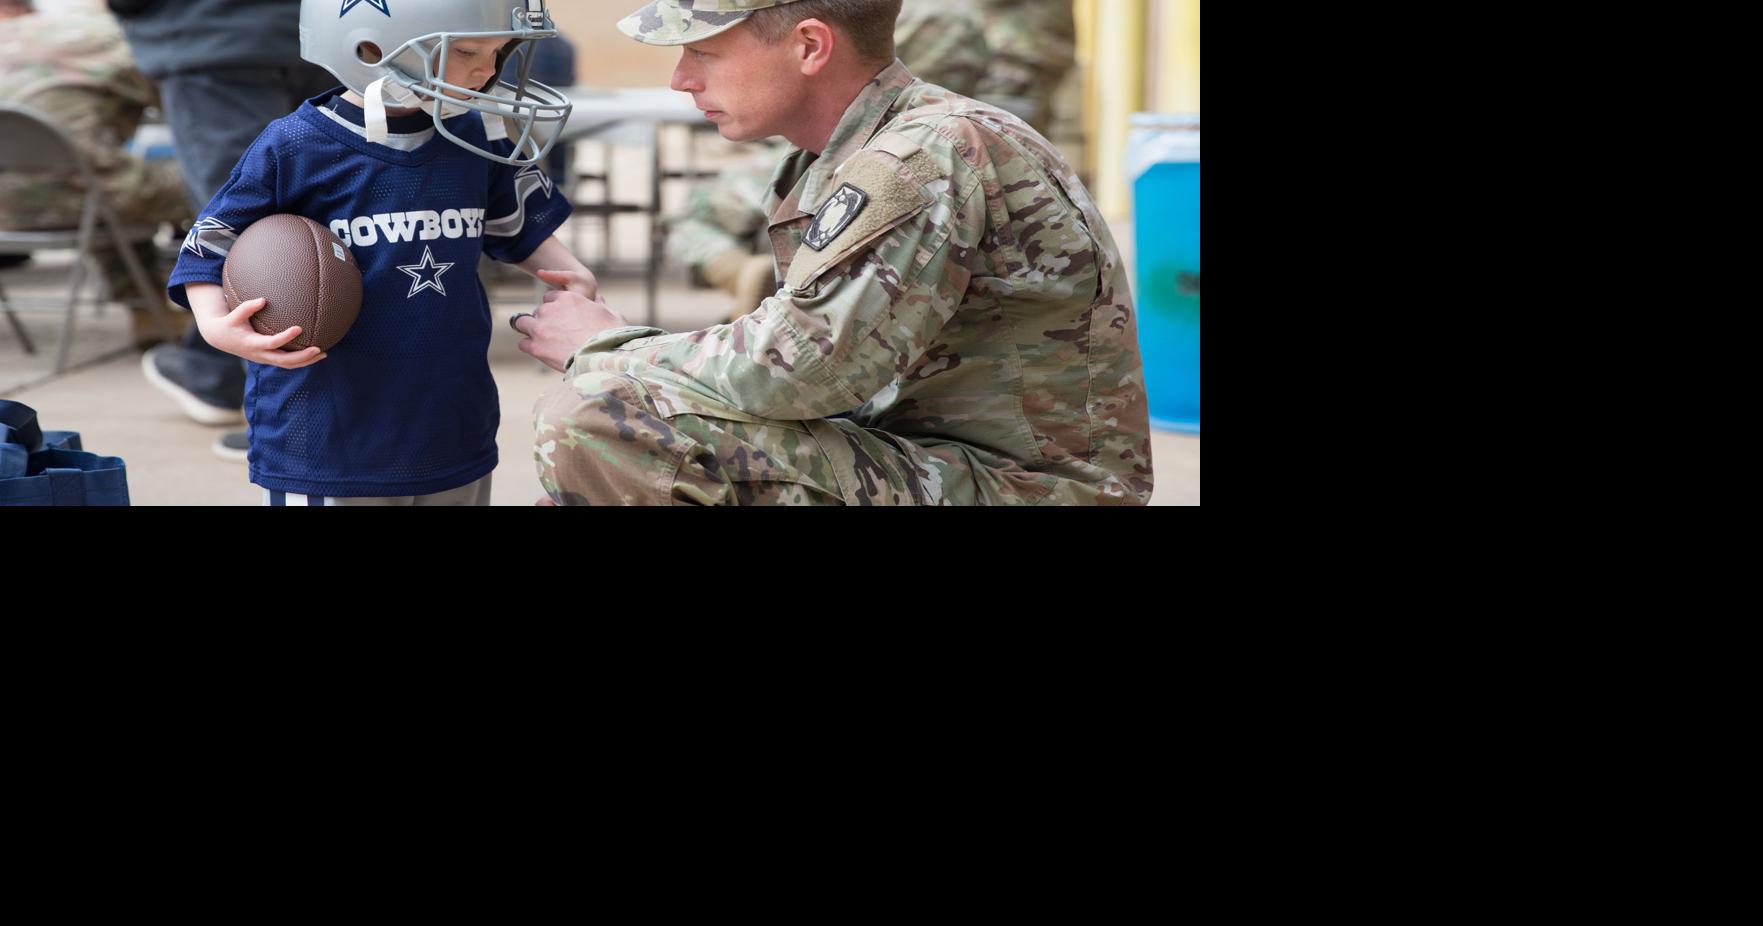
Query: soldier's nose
670,57,701,93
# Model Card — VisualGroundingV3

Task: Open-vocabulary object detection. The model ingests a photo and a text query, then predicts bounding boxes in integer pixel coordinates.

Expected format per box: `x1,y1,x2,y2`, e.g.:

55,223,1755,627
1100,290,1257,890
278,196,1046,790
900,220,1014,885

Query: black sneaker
142,344,244,425
212,430,249,463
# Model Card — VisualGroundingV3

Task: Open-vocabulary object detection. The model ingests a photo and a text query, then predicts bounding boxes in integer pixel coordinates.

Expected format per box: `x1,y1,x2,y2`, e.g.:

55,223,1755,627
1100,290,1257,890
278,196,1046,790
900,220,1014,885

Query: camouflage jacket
574,61,1152,504
0,11,184,230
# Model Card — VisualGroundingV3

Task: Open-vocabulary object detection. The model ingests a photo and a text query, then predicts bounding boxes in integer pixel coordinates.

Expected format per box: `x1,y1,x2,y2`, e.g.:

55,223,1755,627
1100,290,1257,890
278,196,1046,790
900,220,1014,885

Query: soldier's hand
514,290,626,373
196,297,327,370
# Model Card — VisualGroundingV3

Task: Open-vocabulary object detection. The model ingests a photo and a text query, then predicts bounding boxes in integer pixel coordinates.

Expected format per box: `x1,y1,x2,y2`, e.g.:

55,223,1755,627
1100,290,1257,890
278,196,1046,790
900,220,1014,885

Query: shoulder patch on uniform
803,184,868,252
785,149,933,293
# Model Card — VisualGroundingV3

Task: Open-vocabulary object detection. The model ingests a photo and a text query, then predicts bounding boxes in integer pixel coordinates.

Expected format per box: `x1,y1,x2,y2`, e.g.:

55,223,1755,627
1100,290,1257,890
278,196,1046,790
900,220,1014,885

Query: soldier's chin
721,124,766,144
707,111,753,142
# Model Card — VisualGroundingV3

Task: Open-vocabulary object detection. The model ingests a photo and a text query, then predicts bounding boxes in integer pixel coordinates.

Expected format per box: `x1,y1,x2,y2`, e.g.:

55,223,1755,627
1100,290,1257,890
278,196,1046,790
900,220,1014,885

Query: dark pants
156,63,339,405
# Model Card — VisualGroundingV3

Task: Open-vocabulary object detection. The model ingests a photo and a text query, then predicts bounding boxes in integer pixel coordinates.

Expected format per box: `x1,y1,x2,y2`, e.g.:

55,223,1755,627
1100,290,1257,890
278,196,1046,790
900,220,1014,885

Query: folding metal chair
0,101,179,373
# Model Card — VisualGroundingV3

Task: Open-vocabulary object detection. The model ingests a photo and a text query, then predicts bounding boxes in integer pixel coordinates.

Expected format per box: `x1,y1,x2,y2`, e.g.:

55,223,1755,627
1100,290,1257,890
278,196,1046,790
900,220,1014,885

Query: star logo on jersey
397,246,455,298
340,0,390,18
516,164,555,198
182,217,237,259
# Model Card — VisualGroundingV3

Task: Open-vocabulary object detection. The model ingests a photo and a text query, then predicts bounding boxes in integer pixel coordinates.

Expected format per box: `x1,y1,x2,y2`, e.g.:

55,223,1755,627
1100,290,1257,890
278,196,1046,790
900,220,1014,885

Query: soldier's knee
537,370,651,439
532,371,684,505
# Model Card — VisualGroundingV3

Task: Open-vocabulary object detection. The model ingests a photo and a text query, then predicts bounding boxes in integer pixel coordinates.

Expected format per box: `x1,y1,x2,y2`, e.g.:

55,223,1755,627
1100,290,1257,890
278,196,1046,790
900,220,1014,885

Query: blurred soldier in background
662,0,990,322
974,0,1076,134
890,0,988,98
0,0,190,350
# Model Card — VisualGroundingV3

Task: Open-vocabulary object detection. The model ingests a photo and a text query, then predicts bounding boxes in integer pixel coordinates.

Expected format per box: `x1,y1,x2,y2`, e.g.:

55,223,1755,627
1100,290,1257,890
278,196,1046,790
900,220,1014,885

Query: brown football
222,214,362,352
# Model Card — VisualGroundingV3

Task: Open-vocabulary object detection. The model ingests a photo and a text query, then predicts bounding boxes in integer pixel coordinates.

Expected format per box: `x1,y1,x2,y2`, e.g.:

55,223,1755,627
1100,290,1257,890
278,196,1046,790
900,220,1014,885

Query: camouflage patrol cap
618,0,802,46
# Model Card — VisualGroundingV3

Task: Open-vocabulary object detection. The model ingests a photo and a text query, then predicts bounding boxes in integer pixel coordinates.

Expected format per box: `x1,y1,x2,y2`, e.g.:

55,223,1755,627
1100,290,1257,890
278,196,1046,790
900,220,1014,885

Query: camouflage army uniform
0,10,189,340
973,0,1076,134
663,0,990,315
536,60,1152,505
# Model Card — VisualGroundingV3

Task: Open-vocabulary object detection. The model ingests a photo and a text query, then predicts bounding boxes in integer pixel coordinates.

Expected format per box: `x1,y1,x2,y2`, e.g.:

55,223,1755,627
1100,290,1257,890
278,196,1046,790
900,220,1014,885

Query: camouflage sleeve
574,124,984,421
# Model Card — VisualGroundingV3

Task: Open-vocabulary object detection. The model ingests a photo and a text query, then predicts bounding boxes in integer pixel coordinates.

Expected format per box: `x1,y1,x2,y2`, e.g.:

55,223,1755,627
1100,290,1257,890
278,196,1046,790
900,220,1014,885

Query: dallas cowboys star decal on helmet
340,0,391,17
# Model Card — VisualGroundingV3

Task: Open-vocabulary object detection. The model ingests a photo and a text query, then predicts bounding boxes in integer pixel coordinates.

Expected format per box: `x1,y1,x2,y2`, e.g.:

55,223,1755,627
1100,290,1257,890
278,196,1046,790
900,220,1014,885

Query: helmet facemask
355,6,572,167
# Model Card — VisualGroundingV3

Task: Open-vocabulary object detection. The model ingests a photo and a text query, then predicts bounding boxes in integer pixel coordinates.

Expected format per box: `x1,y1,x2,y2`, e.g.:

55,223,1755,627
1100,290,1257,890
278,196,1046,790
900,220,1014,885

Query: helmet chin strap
476,115,543,162
364,76,395,144
363,74,470,145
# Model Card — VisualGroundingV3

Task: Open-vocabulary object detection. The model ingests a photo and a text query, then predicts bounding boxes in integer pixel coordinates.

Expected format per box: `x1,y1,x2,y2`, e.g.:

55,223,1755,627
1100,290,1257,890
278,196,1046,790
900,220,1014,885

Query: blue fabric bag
0,401,130,506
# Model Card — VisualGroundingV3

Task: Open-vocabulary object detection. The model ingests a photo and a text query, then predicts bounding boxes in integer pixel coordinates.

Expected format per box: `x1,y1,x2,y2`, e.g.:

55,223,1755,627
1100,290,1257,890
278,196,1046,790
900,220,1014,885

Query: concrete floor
3,230,1197,507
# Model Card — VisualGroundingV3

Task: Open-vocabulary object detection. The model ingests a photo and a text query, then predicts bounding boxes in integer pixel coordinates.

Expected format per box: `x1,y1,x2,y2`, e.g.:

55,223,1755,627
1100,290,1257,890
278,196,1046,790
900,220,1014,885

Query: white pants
261,473,493,506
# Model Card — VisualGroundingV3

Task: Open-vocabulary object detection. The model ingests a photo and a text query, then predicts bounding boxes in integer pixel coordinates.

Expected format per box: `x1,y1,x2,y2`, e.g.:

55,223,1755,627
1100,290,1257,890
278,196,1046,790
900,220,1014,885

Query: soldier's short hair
747,0,902,66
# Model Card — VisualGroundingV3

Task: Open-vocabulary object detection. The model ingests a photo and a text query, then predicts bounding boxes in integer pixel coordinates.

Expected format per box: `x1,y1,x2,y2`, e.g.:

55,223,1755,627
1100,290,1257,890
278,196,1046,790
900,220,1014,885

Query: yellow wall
1080,0,1199,218
1089,0,1145,217
1152,0,1200,114
553,0,679,88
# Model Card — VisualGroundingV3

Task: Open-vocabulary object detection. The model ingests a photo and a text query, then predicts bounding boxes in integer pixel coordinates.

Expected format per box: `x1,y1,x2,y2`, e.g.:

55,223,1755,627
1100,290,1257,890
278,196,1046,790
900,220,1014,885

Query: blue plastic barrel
1129,114,1200,433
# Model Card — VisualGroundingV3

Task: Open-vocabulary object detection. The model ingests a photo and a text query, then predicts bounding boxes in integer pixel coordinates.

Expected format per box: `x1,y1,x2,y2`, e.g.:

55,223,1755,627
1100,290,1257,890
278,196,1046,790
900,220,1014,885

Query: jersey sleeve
165,128,281,310
481,137,573,264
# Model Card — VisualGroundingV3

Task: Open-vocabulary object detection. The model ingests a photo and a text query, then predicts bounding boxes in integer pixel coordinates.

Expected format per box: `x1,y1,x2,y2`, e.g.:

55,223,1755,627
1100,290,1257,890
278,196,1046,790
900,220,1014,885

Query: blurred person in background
108,0,335,459
0,0,190,350
661,0,990,322
974,0,1075,134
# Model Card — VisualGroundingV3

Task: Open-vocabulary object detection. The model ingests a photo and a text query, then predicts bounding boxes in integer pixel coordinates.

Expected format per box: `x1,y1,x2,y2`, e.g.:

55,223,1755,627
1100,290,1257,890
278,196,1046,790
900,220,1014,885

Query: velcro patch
785,146,933,294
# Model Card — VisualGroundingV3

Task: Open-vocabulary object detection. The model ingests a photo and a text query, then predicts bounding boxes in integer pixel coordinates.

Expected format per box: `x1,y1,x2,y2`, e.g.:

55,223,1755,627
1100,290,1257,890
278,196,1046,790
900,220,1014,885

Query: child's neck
341,89,421,117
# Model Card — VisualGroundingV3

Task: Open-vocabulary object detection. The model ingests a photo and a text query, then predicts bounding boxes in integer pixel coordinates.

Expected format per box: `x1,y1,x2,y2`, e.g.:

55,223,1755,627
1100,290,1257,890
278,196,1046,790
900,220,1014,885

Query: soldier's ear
793,18,836,76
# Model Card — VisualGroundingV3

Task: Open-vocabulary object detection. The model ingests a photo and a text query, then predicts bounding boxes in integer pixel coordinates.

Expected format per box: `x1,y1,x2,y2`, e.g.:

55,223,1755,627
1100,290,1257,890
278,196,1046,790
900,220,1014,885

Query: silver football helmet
300,0,573,167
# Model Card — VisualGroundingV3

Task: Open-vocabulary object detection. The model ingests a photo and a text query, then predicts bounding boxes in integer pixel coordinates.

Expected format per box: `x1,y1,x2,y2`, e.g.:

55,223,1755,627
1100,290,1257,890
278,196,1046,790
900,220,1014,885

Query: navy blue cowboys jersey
169,91,571,498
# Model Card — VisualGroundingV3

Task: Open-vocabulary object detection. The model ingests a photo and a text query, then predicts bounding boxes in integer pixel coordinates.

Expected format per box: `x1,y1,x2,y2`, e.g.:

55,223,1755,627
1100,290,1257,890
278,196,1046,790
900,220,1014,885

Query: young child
167,0,597,506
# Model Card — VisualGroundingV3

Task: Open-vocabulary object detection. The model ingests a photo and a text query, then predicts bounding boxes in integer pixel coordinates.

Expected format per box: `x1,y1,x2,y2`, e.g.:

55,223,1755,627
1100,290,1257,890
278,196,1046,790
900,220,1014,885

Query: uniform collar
796,59,918,216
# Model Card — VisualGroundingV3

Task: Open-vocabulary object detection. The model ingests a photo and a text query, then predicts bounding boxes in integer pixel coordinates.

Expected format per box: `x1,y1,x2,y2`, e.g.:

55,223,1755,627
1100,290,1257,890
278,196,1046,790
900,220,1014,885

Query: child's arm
510,235,628,372
516,235,604,301
184,283,327,370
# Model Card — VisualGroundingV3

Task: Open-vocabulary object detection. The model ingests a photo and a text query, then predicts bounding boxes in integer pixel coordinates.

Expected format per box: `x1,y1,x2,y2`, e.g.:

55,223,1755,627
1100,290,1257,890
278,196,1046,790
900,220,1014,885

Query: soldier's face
671,24,804,142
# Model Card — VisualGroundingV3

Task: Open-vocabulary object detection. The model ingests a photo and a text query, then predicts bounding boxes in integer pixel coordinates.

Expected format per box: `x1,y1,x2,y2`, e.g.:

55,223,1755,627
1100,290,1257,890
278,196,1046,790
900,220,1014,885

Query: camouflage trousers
533,368,1051,506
